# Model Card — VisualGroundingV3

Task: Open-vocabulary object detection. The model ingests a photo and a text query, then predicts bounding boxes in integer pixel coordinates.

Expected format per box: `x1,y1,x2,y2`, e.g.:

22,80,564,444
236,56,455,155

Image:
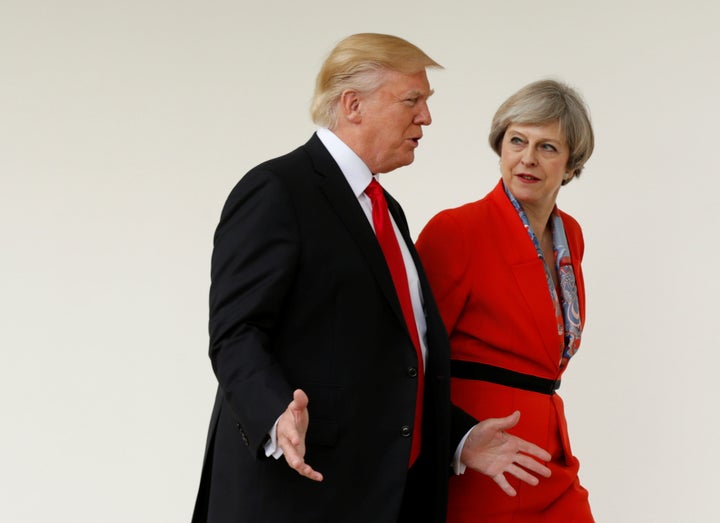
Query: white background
2,1,719,521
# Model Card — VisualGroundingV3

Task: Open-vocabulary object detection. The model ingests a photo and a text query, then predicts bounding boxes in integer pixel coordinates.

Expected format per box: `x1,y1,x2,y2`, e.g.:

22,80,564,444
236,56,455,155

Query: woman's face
500,120,571,215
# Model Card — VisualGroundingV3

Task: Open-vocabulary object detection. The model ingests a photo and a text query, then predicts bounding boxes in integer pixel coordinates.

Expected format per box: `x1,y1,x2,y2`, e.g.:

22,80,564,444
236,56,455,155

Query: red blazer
416,180,589,519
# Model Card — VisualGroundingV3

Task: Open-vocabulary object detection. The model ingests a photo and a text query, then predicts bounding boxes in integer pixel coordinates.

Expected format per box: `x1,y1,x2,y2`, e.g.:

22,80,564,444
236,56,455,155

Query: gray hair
489,79,594,180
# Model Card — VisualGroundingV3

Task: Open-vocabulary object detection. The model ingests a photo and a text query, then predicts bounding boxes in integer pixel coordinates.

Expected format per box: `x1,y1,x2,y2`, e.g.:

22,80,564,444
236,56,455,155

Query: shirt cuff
452,426,475,475
263,417,283,459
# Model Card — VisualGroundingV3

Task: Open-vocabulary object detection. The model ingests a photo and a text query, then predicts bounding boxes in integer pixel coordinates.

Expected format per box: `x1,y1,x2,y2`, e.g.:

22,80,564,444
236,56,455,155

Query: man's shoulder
221,135,331,206
251,137,317,175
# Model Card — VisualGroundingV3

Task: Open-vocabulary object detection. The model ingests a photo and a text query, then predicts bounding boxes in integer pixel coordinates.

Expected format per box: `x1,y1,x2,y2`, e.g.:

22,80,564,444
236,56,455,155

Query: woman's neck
522,202,554,242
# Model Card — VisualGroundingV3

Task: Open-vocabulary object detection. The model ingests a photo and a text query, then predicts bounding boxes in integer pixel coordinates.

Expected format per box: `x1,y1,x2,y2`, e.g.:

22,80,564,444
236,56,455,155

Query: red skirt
447,378,594,523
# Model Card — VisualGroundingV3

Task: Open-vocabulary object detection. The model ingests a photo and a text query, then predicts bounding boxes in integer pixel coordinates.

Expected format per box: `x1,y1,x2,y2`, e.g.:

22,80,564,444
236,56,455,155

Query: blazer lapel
489,183,564,368
302,135,406,327
510,262,563,367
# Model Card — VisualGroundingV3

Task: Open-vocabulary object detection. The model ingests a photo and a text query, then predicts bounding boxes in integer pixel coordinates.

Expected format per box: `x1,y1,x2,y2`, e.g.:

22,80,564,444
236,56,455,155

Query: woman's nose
521,148,537,166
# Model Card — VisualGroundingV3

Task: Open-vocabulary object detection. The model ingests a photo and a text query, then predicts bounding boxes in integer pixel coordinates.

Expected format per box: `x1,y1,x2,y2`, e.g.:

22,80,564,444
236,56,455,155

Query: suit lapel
302,135,406,327
489,183,564,368
510,263,563,367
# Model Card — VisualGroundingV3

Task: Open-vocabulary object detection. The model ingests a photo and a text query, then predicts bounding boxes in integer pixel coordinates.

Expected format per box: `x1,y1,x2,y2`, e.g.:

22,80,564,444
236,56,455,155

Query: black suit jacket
193,134,475,523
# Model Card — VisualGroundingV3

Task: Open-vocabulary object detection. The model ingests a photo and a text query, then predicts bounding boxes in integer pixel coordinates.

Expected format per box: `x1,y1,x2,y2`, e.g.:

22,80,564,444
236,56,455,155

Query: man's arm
208,168,300,453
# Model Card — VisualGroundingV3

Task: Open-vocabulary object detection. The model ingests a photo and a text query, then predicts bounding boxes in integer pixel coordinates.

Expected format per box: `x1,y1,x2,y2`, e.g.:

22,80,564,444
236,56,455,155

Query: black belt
451,360,561,395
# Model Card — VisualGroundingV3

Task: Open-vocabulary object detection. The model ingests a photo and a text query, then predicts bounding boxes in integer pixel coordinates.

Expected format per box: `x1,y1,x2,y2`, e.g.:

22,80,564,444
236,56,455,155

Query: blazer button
236,423,250,446
401,425,412,438
407,367,418,378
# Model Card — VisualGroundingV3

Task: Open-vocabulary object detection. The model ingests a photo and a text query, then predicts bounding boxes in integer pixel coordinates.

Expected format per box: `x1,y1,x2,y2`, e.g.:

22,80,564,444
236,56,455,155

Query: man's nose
415,101,432,126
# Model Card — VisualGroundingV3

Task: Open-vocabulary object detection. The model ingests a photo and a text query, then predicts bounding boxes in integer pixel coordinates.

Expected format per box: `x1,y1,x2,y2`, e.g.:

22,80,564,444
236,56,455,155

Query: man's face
356,69,433,174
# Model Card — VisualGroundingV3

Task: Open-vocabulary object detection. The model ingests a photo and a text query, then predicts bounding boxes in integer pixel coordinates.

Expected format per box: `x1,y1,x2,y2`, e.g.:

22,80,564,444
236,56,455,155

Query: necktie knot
365,179,392,238
365,178,383,199
365,179,386,216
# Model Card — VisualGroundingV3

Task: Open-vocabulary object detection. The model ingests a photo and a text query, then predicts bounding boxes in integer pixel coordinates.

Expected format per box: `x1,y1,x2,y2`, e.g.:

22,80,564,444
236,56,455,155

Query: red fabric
416,180,593,521
366,179,423,467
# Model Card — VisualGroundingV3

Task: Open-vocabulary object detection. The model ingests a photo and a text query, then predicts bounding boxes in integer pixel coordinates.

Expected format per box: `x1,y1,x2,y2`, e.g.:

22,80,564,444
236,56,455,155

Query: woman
416,79,595,522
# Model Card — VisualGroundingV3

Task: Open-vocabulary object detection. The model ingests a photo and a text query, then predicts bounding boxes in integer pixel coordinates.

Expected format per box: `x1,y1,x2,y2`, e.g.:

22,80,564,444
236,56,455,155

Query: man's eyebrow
405,88,435,98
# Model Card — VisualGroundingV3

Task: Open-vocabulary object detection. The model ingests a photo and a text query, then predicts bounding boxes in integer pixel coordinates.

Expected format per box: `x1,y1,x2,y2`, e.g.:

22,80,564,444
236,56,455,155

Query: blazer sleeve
416,211,471,336
208,168,298,452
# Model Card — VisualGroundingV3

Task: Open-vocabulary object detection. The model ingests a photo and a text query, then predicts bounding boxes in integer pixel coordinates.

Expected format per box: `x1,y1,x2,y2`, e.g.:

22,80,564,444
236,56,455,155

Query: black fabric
191,134,476,523
451,360,561,395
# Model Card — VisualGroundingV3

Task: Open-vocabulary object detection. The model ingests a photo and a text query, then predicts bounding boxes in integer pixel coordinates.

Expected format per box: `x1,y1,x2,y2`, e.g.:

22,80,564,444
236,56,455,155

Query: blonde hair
311,33,442,128
489,79,594,180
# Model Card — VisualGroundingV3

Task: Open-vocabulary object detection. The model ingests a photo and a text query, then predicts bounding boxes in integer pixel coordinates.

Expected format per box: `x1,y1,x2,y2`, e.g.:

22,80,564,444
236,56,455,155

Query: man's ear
339,89,362,123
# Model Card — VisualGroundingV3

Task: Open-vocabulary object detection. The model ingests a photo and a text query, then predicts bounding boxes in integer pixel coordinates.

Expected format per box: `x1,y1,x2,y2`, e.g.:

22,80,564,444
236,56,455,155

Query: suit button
407,367,418,378
401,425,411,437
236,423,249,446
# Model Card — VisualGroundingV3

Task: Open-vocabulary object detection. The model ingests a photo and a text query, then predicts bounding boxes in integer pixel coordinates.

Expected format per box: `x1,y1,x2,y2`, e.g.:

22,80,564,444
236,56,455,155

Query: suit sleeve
208,169,298,453
416,211,471,337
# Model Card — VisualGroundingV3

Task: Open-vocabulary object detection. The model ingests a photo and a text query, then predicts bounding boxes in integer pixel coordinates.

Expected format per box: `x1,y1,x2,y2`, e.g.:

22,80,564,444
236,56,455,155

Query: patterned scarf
503,183,582,365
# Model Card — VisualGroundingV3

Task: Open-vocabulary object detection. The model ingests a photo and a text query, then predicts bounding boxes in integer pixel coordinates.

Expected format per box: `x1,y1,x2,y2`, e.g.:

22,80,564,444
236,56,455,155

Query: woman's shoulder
556,208,583,235
419,199,490,248
424,184,501,229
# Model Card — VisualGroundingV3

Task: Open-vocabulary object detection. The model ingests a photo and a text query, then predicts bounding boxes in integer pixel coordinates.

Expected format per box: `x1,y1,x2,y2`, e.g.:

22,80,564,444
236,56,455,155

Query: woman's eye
541,143,558,152
509,136,523,145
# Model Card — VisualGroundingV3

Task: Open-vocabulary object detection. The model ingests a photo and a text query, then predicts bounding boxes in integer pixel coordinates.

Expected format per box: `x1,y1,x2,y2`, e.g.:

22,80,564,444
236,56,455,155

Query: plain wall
2,0,719,521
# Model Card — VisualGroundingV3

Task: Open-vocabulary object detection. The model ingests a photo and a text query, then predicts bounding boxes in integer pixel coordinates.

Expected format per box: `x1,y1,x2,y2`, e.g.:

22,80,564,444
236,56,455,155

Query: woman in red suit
416,79,595,522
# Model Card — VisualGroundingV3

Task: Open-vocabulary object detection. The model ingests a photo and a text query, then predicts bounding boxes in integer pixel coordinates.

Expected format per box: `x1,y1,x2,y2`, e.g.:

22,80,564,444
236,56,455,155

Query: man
192,33,551,523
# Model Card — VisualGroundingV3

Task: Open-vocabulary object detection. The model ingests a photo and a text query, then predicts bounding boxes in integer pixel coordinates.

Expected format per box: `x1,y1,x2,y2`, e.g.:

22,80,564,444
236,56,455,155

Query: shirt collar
316,127,375,197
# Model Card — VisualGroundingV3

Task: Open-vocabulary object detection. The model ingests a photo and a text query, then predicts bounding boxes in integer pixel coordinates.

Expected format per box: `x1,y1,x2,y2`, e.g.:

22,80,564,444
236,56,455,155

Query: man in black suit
192,33,551,523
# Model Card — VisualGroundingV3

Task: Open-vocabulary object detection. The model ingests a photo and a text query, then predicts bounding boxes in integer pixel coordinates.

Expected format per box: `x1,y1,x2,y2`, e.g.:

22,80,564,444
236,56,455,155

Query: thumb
493,410,521,431
292,389,309,410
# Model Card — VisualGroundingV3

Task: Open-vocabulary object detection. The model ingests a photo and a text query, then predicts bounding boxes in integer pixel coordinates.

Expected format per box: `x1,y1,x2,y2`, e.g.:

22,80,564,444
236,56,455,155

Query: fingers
493,458,548,496
281,442,324,482
506,463,541,486
278,424,324,482
292,460,324,482
514,452,552,478
493,473,518,497
516,439,552,463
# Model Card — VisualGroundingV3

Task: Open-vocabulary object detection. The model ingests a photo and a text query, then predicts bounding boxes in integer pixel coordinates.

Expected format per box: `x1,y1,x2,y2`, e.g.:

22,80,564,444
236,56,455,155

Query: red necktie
365,179,423,467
